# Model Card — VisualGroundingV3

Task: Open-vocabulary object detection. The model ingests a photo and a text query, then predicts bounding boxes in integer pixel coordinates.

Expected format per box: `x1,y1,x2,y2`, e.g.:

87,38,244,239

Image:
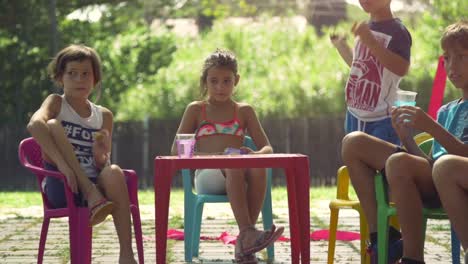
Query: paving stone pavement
0,199,458,263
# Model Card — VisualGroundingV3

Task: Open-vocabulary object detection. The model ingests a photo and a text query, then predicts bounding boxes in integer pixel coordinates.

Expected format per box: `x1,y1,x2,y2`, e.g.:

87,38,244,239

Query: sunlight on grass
0,192,42,208
0,186,356,208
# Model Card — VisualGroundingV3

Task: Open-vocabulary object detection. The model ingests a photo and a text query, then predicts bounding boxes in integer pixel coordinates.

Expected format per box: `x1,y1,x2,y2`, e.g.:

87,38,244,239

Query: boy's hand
330,34,347,48
57,164,78,193
391,110,413,141
352,21,378,48
392,106,435,132
93,129,110,168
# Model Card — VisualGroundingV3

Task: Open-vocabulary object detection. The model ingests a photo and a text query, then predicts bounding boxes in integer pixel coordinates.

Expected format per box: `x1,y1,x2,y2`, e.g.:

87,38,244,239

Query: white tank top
57,95,103,178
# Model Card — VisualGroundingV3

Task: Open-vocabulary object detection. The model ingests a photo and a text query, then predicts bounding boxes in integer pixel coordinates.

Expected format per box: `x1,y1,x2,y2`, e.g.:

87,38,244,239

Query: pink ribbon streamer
427,55,447,119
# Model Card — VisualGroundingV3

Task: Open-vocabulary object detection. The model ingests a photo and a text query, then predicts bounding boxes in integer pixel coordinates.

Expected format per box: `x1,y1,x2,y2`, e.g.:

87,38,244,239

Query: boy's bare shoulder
43,94,63,115
97,105,114,119
98,105,113,115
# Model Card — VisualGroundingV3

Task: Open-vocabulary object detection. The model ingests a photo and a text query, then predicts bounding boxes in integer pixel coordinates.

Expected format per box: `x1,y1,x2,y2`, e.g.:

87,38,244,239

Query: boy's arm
394,106,468,157
352,22,410,76
27,94,68,166
330,35,353,67
392,108,432,160
400,136,432,160
93,108,113,169
27,94,79,193
426,121,468,157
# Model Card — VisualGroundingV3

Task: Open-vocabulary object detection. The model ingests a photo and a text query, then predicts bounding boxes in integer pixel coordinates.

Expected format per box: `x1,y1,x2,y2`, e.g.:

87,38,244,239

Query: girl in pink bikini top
195,102,245,140
171,49,282,262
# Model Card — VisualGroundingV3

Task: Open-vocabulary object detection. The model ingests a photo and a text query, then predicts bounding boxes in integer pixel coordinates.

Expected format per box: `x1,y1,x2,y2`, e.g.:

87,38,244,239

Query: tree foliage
1,0,467,124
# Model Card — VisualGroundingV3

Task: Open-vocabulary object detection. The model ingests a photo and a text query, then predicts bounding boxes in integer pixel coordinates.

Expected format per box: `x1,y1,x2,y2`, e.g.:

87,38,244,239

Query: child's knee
385,152,411,182
100,164,125,182
46,119,62,129
342,131,368,159
432,155,457,185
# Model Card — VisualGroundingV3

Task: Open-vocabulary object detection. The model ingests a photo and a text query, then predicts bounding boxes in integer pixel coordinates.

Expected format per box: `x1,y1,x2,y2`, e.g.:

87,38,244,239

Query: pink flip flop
238,224,285,256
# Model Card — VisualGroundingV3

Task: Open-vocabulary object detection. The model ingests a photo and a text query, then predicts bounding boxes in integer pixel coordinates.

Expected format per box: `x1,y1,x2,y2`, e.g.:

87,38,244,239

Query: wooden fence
0,117,345,190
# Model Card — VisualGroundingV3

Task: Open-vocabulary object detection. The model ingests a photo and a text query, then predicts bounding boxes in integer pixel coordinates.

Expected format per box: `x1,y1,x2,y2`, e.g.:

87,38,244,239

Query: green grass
0,192,43,208
0,186,352,208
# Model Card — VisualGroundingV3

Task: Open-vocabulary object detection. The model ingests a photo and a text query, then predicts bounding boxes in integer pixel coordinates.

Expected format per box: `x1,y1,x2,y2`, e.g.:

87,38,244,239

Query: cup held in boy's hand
394,90,417,107
176,134,196,158
394,90,417,123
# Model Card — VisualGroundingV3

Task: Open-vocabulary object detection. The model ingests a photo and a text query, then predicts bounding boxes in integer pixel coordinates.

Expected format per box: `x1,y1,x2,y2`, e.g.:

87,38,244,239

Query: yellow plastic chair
326,133,432,264
327,166,369,264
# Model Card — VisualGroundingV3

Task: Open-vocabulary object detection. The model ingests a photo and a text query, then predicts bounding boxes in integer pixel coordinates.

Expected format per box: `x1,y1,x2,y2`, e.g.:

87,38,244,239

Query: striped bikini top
195,102,245,140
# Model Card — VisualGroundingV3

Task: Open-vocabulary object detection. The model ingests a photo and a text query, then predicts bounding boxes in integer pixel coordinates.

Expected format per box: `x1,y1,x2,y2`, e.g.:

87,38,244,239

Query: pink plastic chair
18,137,144,264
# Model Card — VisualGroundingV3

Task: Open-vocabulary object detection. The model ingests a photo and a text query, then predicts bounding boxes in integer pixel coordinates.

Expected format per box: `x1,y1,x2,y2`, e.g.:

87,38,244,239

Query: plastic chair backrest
336,166,351,200
19,137,76,211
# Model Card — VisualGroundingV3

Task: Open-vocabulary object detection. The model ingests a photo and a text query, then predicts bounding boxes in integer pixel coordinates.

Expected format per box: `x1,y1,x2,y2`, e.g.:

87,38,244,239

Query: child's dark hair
47,44,103,100
441,21,468,51
199,49,238,97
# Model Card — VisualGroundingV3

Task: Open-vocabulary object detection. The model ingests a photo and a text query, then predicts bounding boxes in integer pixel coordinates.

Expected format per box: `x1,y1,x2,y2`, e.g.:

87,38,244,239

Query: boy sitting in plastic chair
342,21,468,264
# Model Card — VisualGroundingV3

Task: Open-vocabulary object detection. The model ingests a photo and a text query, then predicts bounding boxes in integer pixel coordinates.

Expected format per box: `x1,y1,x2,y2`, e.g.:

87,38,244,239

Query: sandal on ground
88,198,114,226
234,253,258,264
235,238,258,264
237,224,285,256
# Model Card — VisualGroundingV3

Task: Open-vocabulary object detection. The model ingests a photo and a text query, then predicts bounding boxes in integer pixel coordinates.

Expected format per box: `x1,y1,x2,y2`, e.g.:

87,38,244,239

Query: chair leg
184,195,195,262
262,183,275,261
451,226,461,264
131,205,144,264
192,199,205,258
358,211,369,264
377,213,390,264
37,217,50,264
327,208,339,264
69,208,92,264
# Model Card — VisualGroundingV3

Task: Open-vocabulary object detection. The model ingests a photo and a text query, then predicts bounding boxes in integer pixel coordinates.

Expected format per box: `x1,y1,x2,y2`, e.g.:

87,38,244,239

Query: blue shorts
44,162,97,209
345,110,400,145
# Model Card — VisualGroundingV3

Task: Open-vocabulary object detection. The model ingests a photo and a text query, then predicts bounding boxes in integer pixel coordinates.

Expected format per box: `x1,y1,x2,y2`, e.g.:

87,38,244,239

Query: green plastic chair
375,137,461,264
182,136,274,262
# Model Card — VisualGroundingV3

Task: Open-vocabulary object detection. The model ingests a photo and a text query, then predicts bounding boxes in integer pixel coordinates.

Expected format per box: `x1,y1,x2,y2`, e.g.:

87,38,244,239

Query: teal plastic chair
182,136,274,262
375,137,461,264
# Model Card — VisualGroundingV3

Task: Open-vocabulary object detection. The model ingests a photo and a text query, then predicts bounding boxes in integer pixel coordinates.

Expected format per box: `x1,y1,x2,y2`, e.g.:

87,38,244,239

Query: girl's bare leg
225,168,252,229
341,131,398,232
245,168,267,224
47,119,104,204
225,168,271,256
97,165,136,264
386,152,434,261
433,155,468,251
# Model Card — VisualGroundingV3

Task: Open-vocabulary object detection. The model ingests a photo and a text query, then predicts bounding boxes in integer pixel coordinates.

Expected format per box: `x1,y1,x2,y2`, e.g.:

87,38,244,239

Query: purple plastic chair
18,137,144,264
